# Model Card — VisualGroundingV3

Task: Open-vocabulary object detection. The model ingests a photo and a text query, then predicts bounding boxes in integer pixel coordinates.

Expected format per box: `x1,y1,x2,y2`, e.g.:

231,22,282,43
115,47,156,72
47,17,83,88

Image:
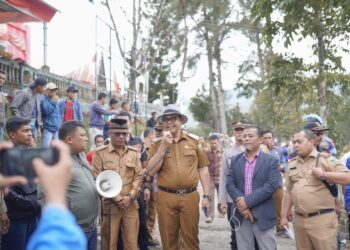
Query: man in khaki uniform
93,118,142,250
146,104,211,250
281,129,350,250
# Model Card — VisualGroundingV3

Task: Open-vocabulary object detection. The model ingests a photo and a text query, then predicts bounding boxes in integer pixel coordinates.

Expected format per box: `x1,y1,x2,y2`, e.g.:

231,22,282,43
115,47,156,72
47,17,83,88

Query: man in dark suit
226,125,281,250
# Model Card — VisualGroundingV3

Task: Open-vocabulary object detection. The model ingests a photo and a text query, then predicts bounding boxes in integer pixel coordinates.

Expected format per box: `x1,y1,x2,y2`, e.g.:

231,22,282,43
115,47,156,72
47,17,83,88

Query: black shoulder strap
315,152,320,167
316,152,338,197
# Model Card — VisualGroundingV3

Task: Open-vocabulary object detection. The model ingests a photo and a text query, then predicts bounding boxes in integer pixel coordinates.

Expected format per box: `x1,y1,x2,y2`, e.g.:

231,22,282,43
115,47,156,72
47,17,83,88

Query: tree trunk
204,30,219,131
256,31,265,92
128,0,138,101
317,32,327,125
214,38,227,133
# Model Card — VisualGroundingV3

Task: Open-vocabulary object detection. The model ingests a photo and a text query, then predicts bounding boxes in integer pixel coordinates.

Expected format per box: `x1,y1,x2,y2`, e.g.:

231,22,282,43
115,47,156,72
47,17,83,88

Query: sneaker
205,217,212,223
279,229,289,238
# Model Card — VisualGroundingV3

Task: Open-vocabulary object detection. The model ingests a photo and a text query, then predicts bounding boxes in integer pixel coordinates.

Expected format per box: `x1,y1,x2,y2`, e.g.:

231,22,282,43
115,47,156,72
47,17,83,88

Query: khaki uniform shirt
218,144,245,204
286,149,347,215
147,131,209,189
93,144,142,213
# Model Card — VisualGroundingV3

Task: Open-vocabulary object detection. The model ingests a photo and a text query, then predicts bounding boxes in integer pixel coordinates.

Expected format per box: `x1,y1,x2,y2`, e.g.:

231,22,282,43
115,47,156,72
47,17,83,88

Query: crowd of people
0,74,349,250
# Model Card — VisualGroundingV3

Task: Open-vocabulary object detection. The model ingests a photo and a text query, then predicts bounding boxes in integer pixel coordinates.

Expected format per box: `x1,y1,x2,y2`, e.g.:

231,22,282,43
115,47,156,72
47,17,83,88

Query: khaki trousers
101,204,139,250
147,189,157,241
157,190,200,250
273,187,283,231
294,212,337,250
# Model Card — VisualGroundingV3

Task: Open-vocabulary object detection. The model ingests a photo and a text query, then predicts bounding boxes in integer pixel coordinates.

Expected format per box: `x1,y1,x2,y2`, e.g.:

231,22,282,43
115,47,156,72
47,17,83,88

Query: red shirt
64,101,74,121
86,150,94,165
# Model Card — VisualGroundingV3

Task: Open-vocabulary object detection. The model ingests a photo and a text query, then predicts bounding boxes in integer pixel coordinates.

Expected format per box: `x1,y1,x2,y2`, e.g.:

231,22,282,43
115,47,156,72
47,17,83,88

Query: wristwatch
202,195,211,201
128,194,136,202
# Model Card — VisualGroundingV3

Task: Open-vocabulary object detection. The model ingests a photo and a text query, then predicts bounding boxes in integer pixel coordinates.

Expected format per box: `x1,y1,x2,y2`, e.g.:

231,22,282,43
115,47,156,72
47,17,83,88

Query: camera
0,147,59,180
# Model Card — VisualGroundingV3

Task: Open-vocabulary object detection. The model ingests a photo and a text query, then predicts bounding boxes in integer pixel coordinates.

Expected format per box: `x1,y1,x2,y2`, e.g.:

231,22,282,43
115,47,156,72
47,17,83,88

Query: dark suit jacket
226,151,281,230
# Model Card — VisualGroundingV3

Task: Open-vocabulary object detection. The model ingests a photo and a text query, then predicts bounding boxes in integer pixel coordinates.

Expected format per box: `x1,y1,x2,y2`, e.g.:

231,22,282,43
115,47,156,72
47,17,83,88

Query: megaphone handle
108,199,112,249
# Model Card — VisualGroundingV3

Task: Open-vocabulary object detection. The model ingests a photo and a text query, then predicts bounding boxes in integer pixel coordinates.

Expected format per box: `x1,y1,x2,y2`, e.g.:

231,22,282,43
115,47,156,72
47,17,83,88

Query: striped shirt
244,151,260,196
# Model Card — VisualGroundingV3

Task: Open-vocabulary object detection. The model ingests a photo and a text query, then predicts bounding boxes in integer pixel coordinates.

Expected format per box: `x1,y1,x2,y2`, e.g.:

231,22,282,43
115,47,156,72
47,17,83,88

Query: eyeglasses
155,128,163,132
314,132,324,136
163,116,178,123
113,132,128,137
234,128,244,132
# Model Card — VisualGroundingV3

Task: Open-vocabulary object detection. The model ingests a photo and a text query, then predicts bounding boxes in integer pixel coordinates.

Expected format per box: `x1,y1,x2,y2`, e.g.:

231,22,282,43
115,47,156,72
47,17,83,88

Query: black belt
158,186,196,196
296,208,334,218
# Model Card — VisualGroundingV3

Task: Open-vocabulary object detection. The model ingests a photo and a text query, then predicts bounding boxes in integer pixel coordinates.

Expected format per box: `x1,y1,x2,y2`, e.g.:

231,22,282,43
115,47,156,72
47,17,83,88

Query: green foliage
189,86,213,127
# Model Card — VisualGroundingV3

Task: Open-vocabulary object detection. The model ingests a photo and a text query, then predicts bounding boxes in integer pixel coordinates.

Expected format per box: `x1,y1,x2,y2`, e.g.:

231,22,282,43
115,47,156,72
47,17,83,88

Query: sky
28,0,257,113
28,0,350,115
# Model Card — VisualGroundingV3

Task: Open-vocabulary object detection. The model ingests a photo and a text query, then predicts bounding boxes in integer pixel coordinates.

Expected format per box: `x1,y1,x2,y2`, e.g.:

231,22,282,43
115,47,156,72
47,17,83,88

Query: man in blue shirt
41,83,60,147
88,93,117,148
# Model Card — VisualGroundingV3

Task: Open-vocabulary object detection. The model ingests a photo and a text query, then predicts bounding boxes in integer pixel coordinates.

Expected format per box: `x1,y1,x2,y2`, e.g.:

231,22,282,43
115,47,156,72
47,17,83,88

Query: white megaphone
95,170,123,198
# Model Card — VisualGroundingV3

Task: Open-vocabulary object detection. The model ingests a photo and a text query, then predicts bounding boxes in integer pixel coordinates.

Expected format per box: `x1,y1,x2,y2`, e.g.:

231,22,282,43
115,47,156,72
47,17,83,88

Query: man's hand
160,132,173,150
311,168,323,179
53,95,60,102
33,141,72,206
202,197,211,216
240,208,254,222
116,196,131,211
1,213,9,234
144,188,150,202
280,216,289,230
236,197,248,212
219,203,227,215
320,152,330,158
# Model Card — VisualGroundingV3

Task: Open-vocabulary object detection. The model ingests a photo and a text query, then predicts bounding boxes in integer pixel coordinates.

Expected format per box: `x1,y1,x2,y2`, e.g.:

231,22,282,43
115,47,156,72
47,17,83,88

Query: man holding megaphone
93,118,142,250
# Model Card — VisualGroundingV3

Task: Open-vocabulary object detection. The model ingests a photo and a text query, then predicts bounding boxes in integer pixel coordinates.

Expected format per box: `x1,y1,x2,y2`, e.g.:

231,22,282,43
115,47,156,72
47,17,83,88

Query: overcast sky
28,0,350,114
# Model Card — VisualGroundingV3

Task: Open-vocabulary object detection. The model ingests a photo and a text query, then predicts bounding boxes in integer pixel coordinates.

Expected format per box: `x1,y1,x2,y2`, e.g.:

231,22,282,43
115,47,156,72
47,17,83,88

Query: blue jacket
58,99,83,124
41,95,60,133
27,204,86,250
88,102,116,130
226,151,281,231
345,157,350,213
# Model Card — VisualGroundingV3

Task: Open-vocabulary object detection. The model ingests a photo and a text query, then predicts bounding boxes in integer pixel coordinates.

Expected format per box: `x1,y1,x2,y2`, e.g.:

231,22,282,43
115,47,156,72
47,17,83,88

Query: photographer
0,140,86,250
1,117,41,250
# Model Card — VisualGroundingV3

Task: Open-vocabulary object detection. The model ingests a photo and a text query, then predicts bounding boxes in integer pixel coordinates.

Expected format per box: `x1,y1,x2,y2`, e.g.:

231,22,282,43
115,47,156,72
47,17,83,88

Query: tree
252,0,350,124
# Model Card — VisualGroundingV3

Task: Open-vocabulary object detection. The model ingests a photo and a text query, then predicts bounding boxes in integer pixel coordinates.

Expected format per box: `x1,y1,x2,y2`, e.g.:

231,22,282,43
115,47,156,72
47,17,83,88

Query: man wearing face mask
146,104,210,250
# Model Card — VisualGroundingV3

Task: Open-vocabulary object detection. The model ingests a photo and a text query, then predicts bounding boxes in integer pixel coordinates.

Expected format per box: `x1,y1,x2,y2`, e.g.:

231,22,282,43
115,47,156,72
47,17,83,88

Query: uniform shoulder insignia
187,133,199,141
152,137,162,143
328,156,338,164
95,145,108,152
289,156,297,162
127,145,137,152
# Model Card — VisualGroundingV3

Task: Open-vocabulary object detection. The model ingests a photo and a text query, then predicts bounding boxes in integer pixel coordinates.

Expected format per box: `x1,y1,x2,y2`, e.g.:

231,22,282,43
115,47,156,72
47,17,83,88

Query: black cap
109,118,128,131
67,86,78,93
33,77,47,86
